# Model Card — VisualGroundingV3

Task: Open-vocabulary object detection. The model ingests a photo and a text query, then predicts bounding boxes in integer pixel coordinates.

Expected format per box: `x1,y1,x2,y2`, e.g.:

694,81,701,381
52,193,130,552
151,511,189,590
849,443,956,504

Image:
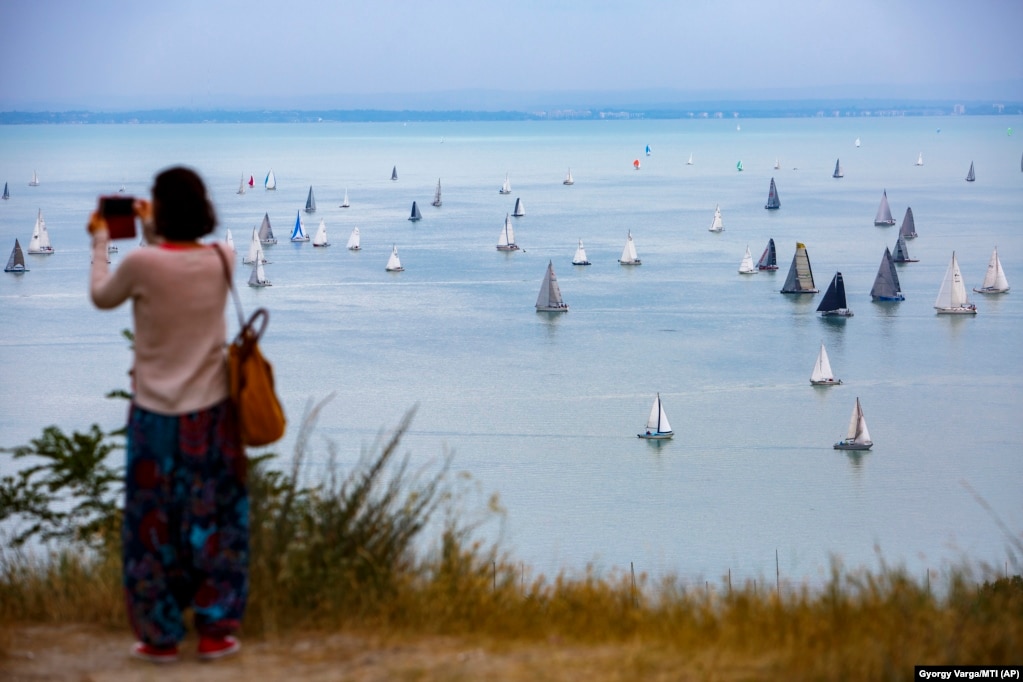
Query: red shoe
198,635,240,661
131,641,179,663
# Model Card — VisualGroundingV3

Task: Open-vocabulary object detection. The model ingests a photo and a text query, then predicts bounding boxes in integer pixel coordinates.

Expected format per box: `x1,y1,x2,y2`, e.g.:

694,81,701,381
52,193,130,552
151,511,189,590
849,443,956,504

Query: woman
89,167,247,663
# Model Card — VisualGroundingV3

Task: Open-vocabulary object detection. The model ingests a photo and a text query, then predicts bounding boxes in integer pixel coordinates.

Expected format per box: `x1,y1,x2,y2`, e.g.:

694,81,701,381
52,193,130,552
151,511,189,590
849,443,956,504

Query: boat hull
536,306,568,313
973,287,1009,294
618,260,641,266
834,441,872,451
811,379,842,386
935,306,977,315
874,220,896,226
758,265,778,271
872,295,905,302
496,245,520,252
572,260,591,266
638,432,673,440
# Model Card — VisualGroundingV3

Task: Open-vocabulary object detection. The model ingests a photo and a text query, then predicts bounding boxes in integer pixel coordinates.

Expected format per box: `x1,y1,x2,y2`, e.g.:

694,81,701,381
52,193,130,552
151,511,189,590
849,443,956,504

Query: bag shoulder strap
213,243,269,343
213,243,246,330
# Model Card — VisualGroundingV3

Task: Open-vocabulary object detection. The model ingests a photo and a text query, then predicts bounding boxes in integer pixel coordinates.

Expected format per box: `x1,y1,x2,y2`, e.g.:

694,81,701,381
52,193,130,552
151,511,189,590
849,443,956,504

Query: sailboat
686,153,693,166
870,248,904,301
898,207,918,239
874,190,896,226
340,187,350,208
408,201,422,222
289,211,309,242
237,176,246,195
4,239,29,273
496,214,519,251
535,260,568,312
243,227,269,264
499,173,511,194
2,182,8,200
572,239,591,266
346,227,361,251
916,152,924,166
757,238,779,271
645,144,651,156
224,229,235,253
832,158,843,178
28,170,39,187
774,158,781,170
973,247,1010,294
257,213,277,245
304,186,316,213
264,169,276,190
892,235,918,263
738,245,757,274
764,178,780,210
637,393,673,440
833,398,872,450
855,137,861,148
27,209,54,254
385,245,404,272
431,179,442,207
633,159,641,170
512,197,524,217
312,219,330,247
780,242,818,293
934,252,977,314
810,343,842,386
736,160,743,172
618,230,641,265
247,248,271,287
708,205,724,232
817,272,853,316
563,168,574,185
391,166,398,181
248,175,254,188
966,161,976,182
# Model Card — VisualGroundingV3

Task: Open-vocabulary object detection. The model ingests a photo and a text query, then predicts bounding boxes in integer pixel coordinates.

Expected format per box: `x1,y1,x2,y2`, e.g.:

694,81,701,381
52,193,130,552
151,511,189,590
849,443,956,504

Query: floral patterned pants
122,400,248,647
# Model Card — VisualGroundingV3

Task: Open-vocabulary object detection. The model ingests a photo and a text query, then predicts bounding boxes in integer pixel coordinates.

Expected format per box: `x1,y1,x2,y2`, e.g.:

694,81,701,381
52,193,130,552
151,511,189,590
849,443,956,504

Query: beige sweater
91,234,233,415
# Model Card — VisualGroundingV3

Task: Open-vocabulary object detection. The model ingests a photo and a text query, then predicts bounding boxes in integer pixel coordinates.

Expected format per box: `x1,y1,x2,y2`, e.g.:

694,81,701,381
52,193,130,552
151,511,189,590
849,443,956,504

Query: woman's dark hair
151,166,218,240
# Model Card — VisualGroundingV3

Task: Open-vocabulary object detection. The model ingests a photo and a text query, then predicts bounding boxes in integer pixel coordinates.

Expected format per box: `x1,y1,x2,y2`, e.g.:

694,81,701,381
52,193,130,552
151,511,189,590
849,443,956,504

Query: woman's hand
134,198,152,224
87,210,108,236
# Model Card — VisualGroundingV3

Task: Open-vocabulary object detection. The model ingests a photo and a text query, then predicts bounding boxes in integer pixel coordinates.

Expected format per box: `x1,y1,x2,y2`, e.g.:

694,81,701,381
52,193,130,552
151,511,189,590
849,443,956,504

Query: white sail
290,211,309,242
27,209,54,254
535,260,567,312
237,176,246,195
810,343,841,385
512,197,524,217
709,205,724,232
312,219,329,247
738,245,756,274
835,398,872,449
563,168,574,185
638,393,673,439
500,173,511,194
916,152,923,166
385,245,403,271
686,153,693,165
29,170,39,186
243,227,264,264
432,178,442,207
340,187,350,208
248,247,270,287
934,251,976,314
346,227,361,251
618,230,641,265
572,239,591,266
224,228,235,253
496,214,518,251
264,169,276,190
974,247,1009,294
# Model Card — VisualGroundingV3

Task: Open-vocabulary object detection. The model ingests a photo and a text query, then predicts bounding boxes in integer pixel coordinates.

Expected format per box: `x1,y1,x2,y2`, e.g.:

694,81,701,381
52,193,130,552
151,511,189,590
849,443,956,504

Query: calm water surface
2,117,1021,587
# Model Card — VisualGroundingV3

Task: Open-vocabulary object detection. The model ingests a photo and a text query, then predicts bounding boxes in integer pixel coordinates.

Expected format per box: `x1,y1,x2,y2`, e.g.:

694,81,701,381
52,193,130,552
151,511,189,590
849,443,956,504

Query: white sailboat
535,260,568,312
290,211,309,242
934,251,977,314
774,158,781,170
618,230,641,265
496,214,519,251
834,397,872,451
738,245,757,274
512,197,524,217
304,186,316,213
855,137,861,148
243,227,269,264
312,219,330,247
637,393,673,440
4,239,29,273
237,176,246,195
224,229,235,254
563,168,574,185
385,245,404,272
973,247,1009,294
264,169,276,190
686,153,693,166
247,247,271,287
28,170,39,187
499,173,511,194
340,187,350,208
431,179,442,207
572,239,591,266
27,209,54,254
810,343,842,386
346,227,361,251
915,152,924,166
708,204,724,232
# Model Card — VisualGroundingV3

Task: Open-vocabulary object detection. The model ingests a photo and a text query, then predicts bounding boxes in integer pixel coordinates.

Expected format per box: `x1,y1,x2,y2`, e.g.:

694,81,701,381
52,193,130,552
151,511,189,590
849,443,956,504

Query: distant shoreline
2,100,1022,125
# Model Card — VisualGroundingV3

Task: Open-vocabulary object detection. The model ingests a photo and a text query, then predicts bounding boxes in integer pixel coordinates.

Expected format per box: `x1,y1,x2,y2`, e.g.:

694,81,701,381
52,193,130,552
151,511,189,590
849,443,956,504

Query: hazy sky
2,0,1021,110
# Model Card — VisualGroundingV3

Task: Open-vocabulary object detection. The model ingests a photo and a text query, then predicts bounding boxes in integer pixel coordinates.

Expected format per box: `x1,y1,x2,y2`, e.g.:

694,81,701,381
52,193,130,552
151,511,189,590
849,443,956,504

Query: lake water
2,116,1021,589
